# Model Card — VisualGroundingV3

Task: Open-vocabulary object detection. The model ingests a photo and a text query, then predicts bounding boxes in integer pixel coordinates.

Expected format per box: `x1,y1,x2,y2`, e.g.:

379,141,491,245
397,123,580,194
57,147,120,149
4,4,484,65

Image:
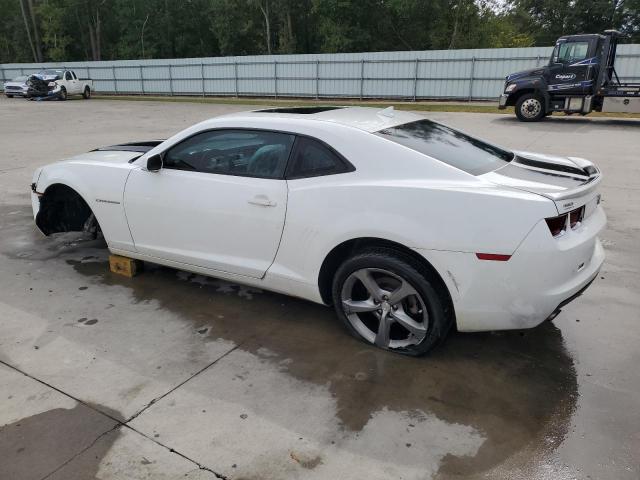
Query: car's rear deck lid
481,151,601,214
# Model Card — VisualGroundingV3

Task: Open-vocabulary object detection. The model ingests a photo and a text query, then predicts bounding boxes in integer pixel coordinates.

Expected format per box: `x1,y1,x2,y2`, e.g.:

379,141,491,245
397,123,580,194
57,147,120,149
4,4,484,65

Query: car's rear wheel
83,87,91,99
332,249,451,356
515,93,545,122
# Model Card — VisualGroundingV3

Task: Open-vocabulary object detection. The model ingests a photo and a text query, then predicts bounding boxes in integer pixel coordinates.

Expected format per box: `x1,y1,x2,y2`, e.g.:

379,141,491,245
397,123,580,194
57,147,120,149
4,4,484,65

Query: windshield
552,41,589,64
376,119,513,176
37,70,63,79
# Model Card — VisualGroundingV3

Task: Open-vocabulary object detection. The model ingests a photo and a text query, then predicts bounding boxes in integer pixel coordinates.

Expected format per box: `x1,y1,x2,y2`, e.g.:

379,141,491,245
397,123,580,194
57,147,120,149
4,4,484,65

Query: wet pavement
0,97,638,479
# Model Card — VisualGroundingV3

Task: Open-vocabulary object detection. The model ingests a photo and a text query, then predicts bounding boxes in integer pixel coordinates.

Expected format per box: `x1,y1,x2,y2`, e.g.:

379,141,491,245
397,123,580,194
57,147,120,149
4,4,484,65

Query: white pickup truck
30,69,93,100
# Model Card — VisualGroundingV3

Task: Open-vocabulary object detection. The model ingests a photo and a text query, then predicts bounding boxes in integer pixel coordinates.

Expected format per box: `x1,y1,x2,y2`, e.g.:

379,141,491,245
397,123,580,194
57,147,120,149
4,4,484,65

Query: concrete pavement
0,97,638,479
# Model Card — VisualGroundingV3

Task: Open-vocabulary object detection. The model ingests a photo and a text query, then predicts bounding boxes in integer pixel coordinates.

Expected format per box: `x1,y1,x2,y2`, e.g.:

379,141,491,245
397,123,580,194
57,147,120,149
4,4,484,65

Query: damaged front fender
35,184,97,236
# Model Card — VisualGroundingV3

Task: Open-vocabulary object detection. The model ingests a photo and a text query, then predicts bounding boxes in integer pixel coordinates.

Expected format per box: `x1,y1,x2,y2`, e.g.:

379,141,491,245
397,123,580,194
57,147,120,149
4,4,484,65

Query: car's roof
219,106,423,133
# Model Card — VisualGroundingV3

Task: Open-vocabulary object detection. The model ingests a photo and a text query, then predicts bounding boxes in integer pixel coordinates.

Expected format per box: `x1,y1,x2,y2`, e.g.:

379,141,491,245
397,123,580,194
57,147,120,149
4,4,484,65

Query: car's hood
480,151,601,214
62,150,142,166
56,141,164,167
506,67,545,82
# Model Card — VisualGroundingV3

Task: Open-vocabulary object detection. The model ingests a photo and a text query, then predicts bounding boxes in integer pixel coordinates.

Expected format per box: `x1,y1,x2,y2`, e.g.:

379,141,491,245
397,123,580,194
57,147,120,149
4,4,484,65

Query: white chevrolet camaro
31,106,606,355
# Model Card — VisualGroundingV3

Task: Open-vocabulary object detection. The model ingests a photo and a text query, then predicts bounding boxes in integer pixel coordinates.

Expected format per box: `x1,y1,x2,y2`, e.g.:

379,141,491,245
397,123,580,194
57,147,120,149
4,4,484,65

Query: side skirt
108,248,323,305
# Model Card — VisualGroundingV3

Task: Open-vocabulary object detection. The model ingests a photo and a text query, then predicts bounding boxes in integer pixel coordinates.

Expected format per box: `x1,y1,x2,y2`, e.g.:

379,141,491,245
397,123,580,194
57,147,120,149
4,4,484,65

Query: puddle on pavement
0,205,579,476
0,402,121,480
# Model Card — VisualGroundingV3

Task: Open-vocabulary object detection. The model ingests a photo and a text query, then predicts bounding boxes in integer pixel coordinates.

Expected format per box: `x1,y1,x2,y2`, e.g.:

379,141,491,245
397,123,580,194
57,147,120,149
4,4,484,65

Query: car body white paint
31,107,606,331
3,76,29,97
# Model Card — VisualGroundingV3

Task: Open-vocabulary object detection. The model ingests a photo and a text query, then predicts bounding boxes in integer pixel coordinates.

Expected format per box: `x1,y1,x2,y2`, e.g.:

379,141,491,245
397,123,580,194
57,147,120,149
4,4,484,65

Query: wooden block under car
108,254,142,277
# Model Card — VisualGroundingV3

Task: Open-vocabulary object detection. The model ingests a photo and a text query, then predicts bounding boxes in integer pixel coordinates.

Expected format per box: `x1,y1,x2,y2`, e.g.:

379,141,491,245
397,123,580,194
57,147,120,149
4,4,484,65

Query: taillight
545,214,567,237
546,206,585,237
569,206,584,229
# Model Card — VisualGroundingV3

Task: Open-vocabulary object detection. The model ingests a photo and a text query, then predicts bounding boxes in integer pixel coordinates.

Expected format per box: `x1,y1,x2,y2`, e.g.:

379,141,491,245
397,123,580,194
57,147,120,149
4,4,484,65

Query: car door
70,71,82,94
63,71,77,93
548,39,594,95
123,129,294,278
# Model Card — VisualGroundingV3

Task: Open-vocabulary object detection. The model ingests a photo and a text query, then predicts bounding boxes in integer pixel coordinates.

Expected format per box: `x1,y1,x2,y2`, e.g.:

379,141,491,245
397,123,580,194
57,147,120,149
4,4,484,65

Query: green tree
0,0,637,64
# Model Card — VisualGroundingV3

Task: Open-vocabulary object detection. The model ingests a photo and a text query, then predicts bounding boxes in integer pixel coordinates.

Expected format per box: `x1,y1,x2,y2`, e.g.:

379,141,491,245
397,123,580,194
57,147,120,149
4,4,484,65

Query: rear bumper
416,205,606,331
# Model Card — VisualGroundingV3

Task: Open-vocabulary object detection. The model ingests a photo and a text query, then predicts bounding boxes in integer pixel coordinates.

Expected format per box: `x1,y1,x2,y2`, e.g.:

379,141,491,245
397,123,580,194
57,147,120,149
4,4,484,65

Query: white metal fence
2,45,639,101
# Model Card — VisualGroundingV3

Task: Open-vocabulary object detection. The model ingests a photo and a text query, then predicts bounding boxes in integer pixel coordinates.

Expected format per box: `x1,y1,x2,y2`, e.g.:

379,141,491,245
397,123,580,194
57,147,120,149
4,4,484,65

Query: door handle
248,195,276,207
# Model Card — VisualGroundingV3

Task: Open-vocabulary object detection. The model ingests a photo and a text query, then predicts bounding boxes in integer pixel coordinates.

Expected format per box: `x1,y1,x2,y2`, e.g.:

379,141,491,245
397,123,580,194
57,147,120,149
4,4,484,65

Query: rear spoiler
512,151,601,205
545,174,601,201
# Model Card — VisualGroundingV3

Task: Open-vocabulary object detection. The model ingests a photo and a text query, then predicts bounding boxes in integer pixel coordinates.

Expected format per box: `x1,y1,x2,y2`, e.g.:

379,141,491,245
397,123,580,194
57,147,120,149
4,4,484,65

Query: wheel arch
506,87,547,107
317,237,454,319
35,182,98,235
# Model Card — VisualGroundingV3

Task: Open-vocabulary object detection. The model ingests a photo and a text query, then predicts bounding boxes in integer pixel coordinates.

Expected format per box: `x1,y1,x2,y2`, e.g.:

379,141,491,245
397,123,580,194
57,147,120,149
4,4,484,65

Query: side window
557,42,589,63
64,71,72,80
163,130,294,179
286,137,352,179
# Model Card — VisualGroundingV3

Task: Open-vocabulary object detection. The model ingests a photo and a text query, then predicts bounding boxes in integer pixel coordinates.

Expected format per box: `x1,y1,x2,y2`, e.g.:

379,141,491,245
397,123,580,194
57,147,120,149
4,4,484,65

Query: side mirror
146,153,162,172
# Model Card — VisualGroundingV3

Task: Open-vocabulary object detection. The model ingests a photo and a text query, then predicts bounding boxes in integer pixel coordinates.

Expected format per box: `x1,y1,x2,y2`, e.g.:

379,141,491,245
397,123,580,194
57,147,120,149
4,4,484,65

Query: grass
93,94,640,119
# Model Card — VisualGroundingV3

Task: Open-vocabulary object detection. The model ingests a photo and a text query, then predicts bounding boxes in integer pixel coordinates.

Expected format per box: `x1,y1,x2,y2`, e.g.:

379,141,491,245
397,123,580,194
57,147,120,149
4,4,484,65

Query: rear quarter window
376,120,513,176
286,136,354,179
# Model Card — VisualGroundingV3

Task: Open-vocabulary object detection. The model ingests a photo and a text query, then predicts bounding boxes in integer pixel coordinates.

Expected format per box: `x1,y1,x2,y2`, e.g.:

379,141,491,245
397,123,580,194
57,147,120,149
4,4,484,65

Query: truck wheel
83,87,91,99
59,87,67,101
515,93,545,122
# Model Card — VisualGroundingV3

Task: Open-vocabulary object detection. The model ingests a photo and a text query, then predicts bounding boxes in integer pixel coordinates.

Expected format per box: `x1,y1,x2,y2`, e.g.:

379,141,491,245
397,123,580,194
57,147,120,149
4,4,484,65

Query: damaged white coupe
31,107,606,355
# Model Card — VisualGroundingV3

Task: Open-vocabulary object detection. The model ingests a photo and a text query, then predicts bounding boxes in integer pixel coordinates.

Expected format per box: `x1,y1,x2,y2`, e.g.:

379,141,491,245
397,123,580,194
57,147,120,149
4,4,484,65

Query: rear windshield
376,120,513,175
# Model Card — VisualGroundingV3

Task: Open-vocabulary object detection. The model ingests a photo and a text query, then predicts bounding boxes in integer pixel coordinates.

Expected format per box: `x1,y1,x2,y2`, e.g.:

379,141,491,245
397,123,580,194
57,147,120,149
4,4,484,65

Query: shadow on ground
0,402,122,480
494,115,640,127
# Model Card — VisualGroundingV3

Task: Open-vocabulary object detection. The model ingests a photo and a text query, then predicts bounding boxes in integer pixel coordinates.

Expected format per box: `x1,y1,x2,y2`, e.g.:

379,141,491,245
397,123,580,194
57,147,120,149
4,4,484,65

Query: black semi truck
499,30,640,121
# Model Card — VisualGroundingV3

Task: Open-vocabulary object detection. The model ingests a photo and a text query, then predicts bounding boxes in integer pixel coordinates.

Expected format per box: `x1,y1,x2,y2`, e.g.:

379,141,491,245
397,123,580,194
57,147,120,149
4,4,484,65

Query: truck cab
499,30,640,121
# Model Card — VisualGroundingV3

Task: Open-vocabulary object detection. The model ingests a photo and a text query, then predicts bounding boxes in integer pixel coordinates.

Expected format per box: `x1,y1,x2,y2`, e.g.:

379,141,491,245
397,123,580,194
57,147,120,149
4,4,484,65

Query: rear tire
332,248,452,356
83,87,91,99
515,93,545,122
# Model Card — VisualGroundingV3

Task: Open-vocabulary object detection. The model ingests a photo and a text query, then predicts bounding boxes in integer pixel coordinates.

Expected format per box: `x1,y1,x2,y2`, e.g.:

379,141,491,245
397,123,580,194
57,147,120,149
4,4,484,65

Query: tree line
1,0,638,64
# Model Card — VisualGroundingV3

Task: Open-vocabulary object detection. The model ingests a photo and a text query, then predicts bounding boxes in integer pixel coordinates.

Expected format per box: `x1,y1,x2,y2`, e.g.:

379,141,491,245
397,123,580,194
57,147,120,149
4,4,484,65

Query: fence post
140,65,145,95
201,62,205,97
315,60,320,99
274,60,278,99
468,56,476,101
112,65,117,94
168,65,173,95
359,59,365,100
234,60,238,98
413,58,419,101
